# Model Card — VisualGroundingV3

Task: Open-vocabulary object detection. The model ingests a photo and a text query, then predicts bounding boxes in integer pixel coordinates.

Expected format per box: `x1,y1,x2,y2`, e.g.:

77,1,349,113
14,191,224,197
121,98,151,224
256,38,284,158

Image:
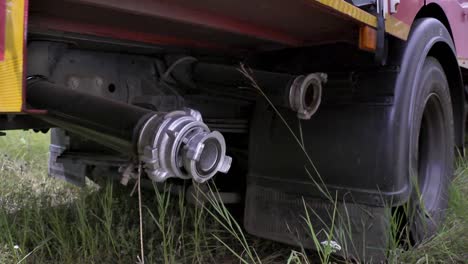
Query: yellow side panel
315,0,377,27
313,0,410,41
0,0,25,113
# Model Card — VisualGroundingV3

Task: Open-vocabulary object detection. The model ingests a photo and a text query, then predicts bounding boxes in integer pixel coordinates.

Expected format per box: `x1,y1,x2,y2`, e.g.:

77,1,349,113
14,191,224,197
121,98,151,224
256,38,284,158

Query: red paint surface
395,0,468,59
0,0,6,61
52,0,303,46
29,16,240,52
26,0,468,58
28,0,364,52
393,0,423,25
426,0,468,59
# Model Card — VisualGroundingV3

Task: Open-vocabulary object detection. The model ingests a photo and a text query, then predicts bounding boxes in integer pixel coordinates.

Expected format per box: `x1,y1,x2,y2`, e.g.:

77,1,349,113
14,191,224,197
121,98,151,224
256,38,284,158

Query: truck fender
391,17,464,196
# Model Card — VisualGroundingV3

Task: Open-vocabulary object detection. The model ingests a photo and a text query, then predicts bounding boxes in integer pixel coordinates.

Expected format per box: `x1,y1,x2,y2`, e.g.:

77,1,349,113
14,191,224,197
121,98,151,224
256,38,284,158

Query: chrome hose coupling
138,108,232,183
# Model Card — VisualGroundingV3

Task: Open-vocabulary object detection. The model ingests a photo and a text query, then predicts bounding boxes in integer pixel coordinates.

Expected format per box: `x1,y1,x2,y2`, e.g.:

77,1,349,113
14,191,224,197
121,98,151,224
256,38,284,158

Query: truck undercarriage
1,0,467,261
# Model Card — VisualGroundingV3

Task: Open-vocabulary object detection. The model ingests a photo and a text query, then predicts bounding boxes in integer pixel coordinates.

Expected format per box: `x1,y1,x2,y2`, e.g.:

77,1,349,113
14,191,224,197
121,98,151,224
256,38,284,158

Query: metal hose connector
289,73,327,119
138,108,231,182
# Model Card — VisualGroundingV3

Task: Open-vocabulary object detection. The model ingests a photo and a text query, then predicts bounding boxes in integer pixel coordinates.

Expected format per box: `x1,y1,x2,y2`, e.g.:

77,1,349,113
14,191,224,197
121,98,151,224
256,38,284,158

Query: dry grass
0,131,466,263
0,131,288,264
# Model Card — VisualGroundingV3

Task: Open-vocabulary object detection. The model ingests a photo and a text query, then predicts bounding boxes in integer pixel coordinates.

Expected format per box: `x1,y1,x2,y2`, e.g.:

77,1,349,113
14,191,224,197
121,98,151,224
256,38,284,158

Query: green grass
397,159,468,263
0,131,288,264
0,130,466,263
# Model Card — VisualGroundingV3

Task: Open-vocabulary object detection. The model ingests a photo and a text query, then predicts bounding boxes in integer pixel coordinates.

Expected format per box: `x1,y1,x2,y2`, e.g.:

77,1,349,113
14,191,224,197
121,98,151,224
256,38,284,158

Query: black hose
26,77,153,154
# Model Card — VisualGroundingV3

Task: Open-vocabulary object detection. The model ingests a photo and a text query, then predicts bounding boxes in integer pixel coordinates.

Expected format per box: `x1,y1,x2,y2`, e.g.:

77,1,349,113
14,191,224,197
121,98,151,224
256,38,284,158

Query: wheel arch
390,17,463,204
412,3,464,149
415,3,454,41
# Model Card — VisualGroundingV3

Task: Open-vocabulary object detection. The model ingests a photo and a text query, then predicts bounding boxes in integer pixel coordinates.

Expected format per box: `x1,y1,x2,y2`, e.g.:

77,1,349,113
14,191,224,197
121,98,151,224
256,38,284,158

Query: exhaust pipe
26,77,231,183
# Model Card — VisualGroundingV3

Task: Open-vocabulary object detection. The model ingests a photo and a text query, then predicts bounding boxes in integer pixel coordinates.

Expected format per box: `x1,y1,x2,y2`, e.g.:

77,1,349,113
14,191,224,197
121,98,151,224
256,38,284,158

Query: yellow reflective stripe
385,16,410,40
0,0,25,113
313,0,410,40
315,0,377,26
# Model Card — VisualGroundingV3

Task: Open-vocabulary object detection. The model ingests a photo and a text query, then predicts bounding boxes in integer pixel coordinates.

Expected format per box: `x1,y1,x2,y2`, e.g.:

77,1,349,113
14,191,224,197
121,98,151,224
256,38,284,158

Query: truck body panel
27,0,415,51
395,0,468,62
1,0,467,115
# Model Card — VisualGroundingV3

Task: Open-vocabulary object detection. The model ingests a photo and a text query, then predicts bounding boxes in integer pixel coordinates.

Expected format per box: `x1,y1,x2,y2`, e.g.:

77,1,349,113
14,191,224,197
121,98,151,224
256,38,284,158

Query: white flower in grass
320,240,341,252
13,245,20,250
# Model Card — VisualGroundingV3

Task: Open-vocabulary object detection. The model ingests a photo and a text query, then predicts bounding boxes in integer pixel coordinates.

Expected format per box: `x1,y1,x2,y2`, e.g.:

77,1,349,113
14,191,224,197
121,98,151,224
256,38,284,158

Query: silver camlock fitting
138,108,232,183
289,73,327,120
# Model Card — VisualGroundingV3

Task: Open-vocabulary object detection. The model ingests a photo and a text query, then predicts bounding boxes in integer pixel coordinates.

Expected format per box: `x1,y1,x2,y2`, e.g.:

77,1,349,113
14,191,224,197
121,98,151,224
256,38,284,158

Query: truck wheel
406,56,454,244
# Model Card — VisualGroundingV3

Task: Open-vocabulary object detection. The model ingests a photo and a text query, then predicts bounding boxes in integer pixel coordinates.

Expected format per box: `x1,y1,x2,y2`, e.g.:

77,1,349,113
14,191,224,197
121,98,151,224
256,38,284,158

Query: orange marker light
359,25,377,52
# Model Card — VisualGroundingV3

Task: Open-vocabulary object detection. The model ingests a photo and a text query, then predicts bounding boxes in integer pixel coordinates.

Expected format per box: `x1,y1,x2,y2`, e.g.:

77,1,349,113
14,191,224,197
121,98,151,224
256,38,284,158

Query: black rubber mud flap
244,185,390,262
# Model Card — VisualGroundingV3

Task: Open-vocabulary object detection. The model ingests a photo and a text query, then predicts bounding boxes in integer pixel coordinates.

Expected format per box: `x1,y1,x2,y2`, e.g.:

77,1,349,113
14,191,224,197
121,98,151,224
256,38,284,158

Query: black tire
406,56,454,243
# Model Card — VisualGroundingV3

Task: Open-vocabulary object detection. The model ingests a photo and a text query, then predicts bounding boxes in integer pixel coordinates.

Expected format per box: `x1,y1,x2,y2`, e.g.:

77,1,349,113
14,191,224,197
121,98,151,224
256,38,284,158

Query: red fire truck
1,0,467,261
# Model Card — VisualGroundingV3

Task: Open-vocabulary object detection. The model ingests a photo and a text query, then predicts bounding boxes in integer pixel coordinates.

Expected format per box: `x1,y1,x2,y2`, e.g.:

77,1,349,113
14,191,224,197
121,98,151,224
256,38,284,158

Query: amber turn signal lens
359,25,377,52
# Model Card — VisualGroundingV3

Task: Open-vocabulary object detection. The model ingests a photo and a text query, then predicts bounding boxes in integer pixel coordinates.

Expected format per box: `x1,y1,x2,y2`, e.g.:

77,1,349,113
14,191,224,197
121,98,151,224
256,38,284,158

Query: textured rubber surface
244,184,389,262
406,57,453,243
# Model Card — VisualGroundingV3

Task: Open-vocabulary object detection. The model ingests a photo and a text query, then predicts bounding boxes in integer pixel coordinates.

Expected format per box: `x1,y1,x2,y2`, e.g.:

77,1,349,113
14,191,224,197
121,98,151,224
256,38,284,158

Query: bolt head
94,77,103,87
68,77,80,89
